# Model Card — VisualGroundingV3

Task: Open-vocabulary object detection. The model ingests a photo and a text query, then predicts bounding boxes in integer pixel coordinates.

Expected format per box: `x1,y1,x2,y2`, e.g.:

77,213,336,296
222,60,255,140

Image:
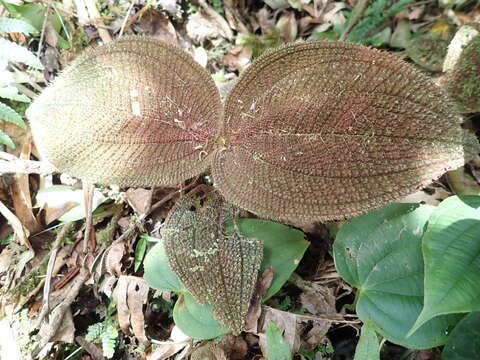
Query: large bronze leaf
162,192,263,334
27,36,221,187
213,41,479,223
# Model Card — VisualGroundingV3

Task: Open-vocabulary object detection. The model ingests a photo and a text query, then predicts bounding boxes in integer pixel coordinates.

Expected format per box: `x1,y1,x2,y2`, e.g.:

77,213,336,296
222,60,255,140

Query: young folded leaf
213,41,479,222
162,192,263,334
27,36,221,187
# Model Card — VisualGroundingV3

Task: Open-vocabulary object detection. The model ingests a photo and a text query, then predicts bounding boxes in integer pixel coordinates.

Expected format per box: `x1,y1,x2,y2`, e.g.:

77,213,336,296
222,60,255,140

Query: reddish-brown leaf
213,41,479,223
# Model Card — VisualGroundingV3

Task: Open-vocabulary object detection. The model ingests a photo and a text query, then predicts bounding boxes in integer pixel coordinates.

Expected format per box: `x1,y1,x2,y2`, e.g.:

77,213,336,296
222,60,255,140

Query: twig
339,0,369,41
118,0,135,37
37,3,51,57
0,200,30,248
34,223,74,328
82,182,94,255
32,267,91,357
0,152,58,175
84,0,112,42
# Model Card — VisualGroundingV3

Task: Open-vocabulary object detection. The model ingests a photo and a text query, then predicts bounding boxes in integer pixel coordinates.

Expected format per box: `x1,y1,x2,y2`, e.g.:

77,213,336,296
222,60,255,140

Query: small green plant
0,17,42,148
344,0,415,45
85,322,119,359
333,195,480,358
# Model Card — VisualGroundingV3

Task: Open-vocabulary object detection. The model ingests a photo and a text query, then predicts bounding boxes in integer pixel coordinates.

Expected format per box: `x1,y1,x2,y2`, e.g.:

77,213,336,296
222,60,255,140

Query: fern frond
0,18,38,35
0,38,43,70
0,101,26,128
0,130,15,149
0,85,30,102
100,325,118,359
85,323,103,342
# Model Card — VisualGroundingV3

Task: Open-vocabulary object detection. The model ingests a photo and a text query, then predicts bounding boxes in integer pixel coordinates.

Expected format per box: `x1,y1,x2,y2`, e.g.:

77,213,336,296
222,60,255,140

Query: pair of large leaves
28,37,479,222
334,196,480,357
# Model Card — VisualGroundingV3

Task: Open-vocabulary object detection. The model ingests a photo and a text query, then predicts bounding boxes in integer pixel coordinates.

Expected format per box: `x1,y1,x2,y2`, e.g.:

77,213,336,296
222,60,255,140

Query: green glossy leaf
224,218,309,300
408,196,480,335
143,239,184,292
0,17,38,35
354,320,380,360
173,292,230,340
442,312,480,360
334,203,461,349
0,130,14,149
266,322,292,360
134,235,147,272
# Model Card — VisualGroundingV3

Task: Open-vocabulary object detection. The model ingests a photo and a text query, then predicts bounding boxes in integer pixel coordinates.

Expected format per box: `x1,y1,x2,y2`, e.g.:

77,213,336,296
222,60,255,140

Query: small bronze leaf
163,192,263,334
213,40,479,223
445,34,480,113
27,36,221,187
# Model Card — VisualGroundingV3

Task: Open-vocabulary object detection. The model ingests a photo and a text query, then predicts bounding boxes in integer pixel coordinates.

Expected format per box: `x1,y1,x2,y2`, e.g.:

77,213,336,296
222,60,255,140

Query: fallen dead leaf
218,335,248,360
223,45,252,71
112,275,150,345
138,9,178,45
50,308,75,343
186,12,222,43
258,306,302,353
398,187,450,206
276,12,298,42
126,188,152,217
191,341,227,360
244,267,274,333
148,326,190,360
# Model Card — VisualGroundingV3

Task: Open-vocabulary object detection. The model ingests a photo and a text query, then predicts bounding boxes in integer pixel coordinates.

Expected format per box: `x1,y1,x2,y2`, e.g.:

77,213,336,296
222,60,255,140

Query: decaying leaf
27,37,221,187
213,40,479,223
163,192,263,334
105,242,126,276
112,276,149,345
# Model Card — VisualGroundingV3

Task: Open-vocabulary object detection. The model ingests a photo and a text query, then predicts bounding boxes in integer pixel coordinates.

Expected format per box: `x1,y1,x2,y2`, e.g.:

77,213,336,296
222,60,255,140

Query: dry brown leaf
50,308,75,343
259,306,302,353
223,45,252,71
112,276,149,345
276,12,298,42
186,12,221,42
43,202,79,225
408,5,425,20
139,9,178,45
218,335,248,360
398,187,450,206
10,136,42,234
191,342,227,360
105,242,125,276
244,267,274,333
126,188,152,216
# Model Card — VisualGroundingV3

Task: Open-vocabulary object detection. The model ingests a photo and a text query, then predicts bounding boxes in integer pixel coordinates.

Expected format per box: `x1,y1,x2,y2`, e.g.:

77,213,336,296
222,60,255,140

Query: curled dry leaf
112,276,150,345
105,241,125,276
